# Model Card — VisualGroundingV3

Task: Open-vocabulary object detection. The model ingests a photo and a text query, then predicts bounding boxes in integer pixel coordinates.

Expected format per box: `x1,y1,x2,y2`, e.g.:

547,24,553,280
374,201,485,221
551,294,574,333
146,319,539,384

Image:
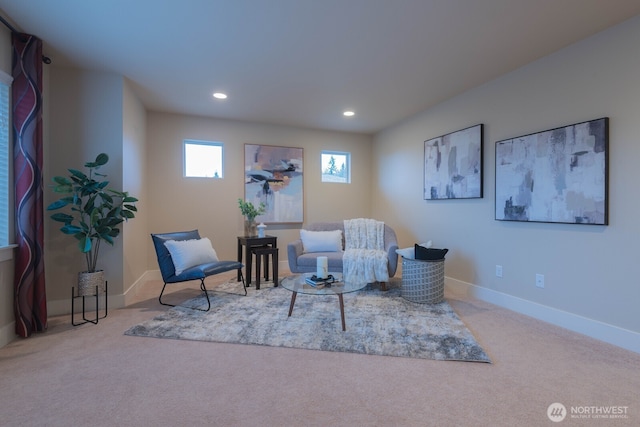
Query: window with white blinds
0,70,12,247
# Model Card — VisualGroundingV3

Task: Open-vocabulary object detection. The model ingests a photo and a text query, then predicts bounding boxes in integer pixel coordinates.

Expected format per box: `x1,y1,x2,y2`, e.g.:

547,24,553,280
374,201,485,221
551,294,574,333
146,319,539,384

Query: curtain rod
0,15,52,64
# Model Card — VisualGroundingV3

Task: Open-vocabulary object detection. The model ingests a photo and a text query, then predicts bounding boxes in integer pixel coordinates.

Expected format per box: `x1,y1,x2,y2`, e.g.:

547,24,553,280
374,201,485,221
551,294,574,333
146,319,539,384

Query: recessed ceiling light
343,110,355,117
213,92,227,99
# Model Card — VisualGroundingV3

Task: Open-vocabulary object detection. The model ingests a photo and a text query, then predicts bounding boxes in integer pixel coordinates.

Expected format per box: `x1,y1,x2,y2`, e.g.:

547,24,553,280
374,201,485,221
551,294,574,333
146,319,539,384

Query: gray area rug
125,280,491,363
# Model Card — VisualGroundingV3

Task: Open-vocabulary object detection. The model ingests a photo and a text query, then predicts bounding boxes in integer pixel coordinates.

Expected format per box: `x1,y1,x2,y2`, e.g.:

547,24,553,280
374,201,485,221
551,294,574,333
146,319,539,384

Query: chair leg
239,269,248,296
197,279,211,311
159,280,211,311
158,282,175,307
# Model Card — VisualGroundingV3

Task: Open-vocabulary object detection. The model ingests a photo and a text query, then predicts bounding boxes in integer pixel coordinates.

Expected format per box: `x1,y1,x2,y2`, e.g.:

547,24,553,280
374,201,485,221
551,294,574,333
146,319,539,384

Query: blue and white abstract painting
244,144,303,223
424,124,483,200
495,118,608,225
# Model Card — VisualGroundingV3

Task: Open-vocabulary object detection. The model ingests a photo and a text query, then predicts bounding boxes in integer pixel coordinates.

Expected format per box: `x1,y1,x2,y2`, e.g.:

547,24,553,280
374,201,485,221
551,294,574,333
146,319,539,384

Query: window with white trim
321,150,350,183
0,70,12,247
183,140,224,178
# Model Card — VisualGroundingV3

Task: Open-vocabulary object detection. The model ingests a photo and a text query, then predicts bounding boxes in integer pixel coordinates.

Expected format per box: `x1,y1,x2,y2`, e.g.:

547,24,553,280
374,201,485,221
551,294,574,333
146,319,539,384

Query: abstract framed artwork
244,144,303,223
424,124,483,200
495,117,608,225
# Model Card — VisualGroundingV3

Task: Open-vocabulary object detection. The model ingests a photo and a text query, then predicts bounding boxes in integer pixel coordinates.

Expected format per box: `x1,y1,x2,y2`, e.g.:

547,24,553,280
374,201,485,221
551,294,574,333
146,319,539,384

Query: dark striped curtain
12,33,46,337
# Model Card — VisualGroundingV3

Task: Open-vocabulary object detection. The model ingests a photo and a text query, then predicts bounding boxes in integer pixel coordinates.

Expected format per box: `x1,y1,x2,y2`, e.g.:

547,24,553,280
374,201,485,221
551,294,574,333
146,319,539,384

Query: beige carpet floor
0,270,638,427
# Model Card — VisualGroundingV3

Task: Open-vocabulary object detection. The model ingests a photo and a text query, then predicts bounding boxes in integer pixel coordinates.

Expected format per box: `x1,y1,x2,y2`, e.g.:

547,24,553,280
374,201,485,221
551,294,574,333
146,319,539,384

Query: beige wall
45,68,127,312
146,112,372,265
122,79,148,299
373,15,640,346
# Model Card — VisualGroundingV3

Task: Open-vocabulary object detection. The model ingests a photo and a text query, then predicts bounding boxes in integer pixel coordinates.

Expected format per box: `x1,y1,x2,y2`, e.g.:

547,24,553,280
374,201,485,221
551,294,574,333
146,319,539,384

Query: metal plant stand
71,281,108,326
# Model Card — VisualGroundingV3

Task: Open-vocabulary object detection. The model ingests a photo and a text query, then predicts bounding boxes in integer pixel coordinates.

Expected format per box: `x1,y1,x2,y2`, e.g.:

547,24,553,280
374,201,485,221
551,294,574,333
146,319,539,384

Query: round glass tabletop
279,272,367,295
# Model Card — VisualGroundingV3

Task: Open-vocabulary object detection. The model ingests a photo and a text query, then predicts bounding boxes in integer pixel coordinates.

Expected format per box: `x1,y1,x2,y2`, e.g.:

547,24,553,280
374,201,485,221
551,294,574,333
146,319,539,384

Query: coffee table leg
288,291,297,317
338,294,346,331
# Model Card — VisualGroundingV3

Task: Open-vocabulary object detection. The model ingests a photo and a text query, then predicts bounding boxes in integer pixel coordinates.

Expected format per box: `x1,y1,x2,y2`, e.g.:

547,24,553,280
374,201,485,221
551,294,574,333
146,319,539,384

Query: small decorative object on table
238,198,266,236
305,274,336,288
257,222,267,238
316,255,329,279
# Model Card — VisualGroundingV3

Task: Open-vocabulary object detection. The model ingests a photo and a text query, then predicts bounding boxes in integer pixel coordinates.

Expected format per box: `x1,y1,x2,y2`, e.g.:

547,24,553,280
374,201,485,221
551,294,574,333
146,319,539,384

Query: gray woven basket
401,257,444,304
78,270,105,296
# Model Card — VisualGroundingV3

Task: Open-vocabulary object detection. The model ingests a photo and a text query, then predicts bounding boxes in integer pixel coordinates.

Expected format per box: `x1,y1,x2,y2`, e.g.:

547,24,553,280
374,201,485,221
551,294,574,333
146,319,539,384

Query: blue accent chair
151,230,247,311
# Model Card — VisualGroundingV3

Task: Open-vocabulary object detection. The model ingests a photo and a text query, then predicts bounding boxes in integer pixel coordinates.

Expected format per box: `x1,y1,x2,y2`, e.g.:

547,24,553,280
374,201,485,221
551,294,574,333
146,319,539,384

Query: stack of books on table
305,275,336,288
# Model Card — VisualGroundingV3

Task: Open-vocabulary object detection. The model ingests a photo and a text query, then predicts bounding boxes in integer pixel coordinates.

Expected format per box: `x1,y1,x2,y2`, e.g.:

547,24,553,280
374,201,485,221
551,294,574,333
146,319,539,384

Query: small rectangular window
184,140,223,178
0,70,12,247
321,151,350,183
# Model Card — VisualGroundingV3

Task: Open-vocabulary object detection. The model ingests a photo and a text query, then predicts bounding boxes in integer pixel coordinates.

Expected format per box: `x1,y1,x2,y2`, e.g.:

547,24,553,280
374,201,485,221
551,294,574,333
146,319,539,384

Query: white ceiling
1,0,639,134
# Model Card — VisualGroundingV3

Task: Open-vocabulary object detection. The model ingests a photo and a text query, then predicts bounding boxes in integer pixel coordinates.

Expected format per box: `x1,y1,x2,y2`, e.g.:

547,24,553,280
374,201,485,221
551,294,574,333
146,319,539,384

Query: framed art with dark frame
424,124,483,200
495,117,609,225
244,144,303,223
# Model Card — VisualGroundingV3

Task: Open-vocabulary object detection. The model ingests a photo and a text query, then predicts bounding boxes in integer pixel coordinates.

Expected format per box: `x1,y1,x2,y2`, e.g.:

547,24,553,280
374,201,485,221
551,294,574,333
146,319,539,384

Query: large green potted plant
237,198,265,236
47,153,138,295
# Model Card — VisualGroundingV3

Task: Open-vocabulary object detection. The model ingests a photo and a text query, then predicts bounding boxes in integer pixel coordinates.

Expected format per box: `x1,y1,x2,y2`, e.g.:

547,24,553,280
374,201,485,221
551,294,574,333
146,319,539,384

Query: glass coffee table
280,272,367,331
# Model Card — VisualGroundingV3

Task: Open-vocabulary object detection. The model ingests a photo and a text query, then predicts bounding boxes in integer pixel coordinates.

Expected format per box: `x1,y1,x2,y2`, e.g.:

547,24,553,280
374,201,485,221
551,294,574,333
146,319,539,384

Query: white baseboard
0,320,16,348
446,276,640,354
45,266,252,318
47,285,127,317
124,270,160,306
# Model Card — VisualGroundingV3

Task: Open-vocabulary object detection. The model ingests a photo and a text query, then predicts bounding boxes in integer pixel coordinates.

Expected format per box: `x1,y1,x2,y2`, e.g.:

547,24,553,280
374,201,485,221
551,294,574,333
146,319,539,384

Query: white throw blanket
343,218,389,284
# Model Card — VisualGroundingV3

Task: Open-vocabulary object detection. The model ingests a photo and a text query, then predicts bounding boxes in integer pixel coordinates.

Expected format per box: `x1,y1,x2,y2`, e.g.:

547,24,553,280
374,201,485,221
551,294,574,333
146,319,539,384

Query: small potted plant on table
238,198,266,236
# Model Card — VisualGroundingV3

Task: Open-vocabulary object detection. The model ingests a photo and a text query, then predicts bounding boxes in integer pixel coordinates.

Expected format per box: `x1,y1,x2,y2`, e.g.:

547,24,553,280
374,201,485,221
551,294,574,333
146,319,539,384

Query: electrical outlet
496,265,503,278
536,274,545,288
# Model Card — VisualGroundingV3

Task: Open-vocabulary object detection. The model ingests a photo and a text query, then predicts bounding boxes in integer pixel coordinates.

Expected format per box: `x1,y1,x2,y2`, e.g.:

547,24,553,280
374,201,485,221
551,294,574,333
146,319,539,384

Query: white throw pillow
164,237,219,275
300,229,343,253
395,247,415,259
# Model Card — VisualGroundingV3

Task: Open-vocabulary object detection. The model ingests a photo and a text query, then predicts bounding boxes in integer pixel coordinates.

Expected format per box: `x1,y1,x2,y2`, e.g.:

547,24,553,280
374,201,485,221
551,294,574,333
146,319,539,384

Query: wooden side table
237,235,277,287
252,246,279,290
